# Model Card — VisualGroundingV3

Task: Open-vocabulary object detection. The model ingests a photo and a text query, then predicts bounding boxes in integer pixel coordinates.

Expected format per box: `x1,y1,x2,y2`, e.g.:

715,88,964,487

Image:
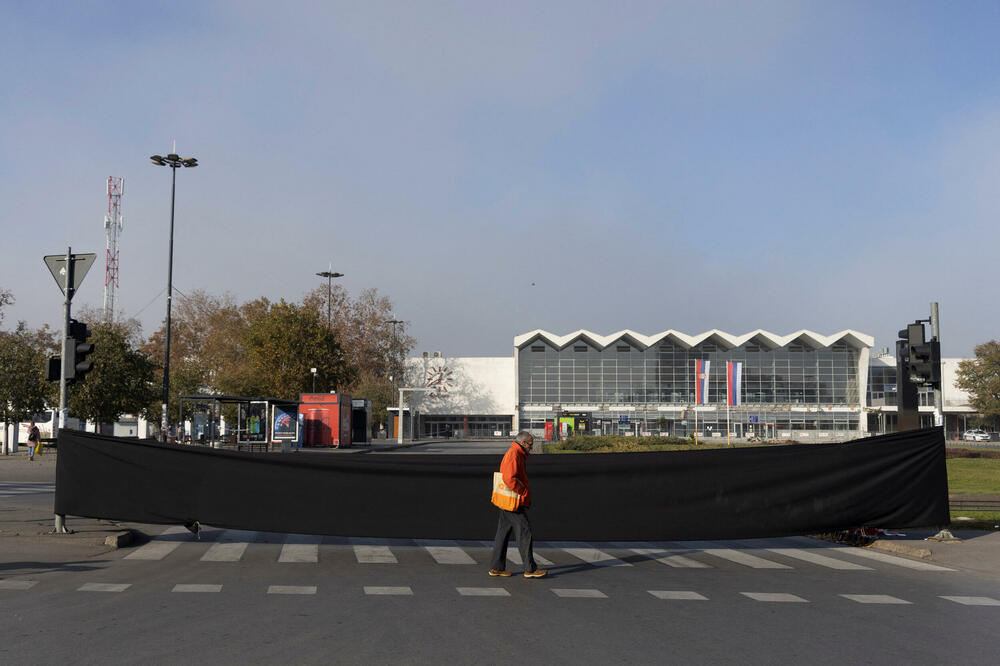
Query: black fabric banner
54,428,949,541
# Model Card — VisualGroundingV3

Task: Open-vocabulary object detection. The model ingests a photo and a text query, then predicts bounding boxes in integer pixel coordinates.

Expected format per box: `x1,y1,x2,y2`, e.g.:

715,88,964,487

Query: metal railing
950,499,1000,511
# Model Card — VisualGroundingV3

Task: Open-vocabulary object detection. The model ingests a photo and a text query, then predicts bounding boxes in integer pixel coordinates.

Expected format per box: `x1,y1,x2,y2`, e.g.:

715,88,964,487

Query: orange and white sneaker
488,569,512,577
523,569,548,578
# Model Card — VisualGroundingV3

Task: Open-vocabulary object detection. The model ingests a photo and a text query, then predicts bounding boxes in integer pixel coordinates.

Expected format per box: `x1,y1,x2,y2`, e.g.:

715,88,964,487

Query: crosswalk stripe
418,541,476,564
201,531,256,562
353,545,398,564
364,586,412,595
830,547,956,571
766,548,872,570
267,585,316,595
742,592,808,602
0,580,38,590
940,596,1000,606
841,594,911,604
649,590,708,600
279,534,322,563
125,526,190,560
553,588,607,598
172,584,222,593
79,583,130,592
631,549,712,568
692,547,791,569
457,587,510,596
550,543,632,567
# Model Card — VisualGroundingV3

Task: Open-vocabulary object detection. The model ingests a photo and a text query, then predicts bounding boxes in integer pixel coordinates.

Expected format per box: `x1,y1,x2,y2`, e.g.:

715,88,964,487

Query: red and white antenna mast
103,176,124,322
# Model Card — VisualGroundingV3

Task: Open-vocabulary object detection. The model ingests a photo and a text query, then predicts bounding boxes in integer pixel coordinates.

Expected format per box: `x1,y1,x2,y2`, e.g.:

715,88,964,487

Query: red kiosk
301,393,353,448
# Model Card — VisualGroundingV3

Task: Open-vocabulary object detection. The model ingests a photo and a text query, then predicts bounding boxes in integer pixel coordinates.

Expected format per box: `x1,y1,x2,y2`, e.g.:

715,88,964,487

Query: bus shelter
178,394,300,452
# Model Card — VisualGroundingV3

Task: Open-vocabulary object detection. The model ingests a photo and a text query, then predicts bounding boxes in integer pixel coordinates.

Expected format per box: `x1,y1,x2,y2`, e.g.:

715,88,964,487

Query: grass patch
949,512,1000,530
945,458,1000,495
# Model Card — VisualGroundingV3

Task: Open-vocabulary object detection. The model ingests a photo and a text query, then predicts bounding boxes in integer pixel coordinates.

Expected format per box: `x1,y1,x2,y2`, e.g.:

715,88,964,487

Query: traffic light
65,319,95,382
901,322,941,386
46,356,61,382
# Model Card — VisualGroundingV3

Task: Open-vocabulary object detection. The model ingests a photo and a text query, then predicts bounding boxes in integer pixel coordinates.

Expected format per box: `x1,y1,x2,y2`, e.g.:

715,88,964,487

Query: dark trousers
489,508,537,572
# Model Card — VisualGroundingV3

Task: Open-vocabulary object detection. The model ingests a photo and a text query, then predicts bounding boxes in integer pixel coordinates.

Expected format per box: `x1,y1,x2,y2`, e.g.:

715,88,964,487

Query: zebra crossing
4,526,996,607
0,482,55,498
115,527,957,573
4,579,987,606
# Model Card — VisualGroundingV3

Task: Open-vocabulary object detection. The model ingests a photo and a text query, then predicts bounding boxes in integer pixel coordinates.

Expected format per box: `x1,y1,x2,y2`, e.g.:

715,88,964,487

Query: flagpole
694,405,698,446
726,360,732,447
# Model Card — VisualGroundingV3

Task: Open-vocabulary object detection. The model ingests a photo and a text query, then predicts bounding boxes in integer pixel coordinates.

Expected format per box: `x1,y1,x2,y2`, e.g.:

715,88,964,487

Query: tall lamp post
387,318,403,401
315,264,344,330
150,151,198,442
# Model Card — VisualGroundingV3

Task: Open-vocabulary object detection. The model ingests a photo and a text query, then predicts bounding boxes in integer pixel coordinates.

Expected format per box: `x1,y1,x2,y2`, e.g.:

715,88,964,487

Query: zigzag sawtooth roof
513,329,874,351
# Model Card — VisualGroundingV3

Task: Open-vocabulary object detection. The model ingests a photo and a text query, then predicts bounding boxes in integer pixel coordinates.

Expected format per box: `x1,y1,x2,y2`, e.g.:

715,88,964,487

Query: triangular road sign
44,253,97,297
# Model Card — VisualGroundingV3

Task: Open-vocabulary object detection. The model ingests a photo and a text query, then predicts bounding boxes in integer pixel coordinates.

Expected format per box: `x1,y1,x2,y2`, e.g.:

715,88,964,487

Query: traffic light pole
55,246,73,534
58,246,74,435
931,301,943,427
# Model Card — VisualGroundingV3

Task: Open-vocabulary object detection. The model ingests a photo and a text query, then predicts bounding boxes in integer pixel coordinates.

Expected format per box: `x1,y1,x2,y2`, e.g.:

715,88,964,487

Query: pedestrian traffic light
65,319,94,382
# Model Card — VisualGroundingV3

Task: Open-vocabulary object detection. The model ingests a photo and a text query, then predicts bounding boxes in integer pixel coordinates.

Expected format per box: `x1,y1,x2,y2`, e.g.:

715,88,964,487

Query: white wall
941,357,975,412
405,356,514,415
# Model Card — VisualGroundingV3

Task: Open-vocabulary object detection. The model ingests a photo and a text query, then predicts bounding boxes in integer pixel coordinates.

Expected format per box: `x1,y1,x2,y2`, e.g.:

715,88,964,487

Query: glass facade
518,338,861,407
867,365,934,407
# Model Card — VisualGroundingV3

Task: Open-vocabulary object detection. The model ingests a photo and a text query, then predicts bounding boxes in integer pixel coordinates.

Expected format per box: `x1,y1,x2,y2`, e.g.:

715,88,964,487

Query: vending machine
300,393,353,448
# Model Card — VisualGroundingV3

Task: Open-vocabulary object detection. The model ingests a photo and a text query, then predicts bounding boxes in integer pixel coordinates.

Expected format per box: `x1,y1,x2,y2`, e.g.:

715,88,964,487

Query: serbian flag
695,360,711,404
727,361,743,406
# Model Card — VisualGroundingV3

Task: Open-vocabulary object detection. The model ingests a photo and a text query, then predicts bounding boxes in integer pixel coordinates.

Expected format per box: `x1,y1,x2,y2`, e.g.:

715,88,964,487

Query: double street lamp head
150,154,198,168
316,271,344,279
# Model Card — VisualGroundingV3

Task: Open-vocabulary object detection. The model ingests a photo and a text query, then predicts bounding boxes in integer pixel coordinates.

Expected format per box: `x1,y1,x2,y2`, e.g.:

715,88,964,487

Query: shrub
549,434,690,452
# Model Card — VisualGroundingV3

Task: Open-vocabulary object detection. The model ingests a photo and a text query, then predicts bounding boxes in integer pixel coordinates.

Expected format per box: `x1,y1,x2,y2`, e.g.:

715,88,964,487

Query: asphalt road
2,444,998,664
3,518,998,664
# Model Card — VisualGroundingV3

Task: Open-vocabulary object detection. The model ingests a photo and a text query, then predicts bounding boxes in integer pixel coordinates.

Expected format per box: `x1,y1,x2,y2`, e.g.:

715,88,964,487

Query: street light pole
150,151,198,442
388,318,403,402
315,265,344,331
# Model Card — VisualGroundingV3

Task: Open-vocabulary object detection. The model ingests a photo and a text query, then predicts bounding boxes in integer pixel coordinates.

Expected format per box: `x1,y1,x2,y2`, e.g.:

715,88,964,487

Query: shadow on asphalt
0,560,105,574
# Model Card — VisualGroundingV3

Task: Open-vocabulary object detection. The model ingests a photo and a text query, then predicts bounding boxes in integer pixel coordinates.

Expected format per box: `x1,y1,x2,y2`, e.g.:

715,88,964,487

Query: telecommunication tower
103,176,124,322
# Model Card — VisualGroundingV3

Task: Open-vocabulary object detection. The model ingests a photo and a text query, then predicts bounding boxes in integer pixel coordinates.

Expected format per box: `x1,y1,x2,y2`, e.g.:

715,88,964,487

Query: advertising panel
271,404,299,442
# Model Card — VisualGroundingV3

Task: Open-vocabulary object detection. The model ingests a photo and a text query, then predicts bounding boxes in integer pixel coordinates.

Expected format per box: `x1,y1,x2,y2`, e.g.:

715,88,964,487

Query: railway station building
404,328,981,442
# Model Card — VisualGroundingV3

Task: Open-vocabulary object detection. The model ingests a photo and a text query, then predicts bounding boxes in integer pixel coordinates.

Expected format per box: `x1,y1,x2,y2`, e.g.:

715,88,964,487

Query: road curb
868,539,932,559
0,528,134,549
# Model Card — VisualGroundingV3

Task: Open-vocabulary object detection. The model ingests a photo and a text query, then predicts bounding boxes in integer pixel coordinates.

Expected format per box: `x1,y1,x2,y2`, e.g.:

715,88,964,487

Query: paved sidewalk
0,450,133,549
867,528,1000,580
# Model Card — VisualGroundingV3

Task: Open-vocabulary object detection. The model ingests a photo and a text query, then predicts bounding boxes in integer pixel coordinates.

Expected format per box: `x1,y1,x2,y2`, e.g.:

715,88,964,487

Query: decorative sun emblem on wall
425,364,454,399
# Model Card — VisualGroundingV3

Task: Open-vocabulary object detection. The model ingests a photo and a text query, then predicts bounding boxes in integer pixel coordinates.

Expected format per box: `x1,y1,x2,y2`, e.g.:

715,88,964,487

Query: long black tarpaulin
54,428,949,541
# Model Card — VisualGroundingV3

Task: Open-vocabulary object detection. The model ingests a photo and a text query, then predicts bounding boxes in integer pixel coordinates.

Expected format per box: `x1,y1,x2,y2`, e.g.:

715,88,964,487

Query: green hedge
544,434,692,453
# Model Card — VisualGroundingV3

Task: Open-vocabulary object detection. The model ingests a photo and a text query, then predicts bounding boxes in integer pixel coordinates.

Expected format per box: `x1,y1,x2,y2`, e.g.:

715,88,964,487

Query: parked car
962,429,990,442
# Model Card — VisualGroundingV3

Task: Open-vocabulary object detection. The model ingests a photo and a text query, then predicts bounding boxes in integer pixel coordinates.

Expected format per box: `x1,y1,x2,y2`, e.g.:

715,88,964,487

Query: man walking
489,431,547,578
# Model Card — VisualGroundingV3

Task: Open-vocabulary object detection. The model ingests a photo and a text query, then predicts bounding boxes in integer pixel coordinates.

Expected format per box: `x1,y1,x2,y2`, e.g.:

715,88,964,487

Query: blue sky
2,1,999,357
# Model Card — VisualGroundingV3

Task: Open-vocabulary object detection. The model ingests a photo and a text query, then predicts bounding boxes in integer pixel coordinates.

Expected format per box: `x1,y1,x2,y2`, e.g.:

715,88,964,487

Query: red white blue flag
727,361,743,406
695,360,711,404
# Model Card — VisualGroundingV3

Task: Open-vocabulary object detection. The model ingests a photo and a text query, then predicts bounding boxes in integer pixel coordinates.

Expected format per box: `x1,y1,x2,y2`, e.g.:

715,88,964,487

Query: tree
302,285,414,427
955,341,1000,420
0,322,57,448
141,291,247,422
230,299,351,400
0,288,12,327
68,321,158,426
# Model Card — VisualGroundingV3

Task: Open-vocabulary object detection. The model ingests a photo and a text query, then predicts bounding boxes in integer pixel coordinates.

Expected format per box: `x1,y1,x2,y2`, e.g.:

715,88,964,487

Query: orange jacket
500,441,530,508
